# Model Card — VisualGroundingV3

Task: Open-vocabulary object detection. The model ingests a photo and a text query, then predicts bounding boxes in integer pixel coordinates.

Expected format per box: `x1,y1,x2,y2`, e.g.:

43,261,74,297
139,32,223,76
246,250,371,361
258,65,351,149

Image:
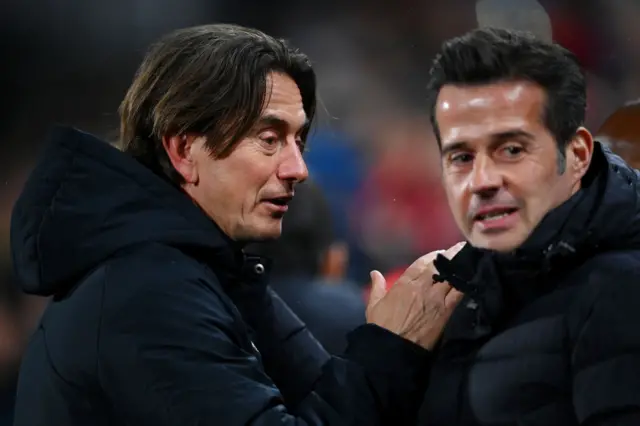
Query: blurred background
1,0,639,422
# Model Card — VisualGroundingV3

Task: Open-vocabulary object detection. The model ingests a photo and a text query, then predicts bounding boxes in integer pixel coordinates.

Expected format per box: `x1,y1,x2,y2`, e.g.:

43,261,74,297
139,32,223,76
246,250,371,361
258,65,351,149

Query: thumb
367,270,387,308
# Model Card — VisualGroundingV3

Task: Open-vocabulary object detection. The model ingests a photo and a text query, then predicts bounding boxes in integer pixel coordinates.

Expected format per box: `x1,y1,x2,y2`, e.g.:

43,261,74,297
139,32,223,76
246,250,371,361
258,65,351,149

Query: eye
259,132,279,146
501,145,525,158
450,152,474,164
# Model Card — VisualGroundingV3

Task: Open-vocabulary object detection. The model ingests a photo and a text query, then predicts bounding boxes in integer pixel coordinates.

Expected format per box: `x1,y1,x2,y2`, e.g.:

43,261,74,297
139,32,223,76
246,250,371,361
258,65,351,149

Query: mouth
265,196,292,206
262,195,293,213
473,207,519,223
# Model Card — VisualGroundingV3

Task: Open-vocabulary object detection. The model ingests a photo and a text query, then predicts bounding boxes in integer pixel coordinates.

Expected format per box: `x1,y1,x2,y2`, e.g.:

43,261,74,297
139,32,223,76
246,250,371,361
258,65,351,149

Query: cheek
245,165,278,201
199,161,247,209
443,178,467,220
511,164,560,218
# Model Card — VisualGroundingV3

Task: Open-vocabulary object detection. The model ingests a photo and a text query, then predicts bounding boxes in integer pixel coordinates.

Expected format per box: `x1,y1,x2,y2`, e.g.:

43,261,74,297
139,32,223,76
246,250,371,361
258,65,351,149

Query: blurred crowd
2,0,640,423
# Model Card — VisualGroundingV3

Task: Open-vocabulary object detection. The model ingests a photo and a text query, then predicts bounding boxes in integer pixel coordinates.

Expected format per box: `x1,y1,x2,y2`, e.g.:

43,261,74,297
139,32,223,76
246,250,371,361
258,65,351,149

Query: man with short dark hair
415,27,640,425
245,28,640,425
10,24,466,426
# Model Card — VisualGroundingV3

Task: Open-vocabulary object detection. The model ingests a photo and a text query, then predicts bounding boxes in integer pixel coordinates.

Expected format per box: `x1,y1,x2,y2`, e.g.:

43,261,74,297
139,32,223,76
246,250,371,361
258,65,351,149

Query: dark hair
426,27,586,171
118,23,317,183
248,180,334,277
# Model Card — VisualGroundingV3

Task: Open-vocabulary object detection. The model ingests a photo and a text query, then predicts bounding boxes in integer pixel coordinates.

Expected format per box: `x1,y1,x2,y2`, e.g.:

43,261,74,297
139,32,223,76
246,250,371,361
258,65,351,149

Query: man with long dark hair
10,24,464,425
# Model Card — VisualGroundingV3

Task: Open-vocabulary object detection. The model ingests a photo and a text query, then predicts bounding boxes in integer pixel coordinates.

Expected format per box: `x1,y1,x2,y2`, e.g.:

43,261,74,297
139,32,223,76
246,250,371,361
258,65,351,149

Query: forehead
435,80,546,146
261,72,307,129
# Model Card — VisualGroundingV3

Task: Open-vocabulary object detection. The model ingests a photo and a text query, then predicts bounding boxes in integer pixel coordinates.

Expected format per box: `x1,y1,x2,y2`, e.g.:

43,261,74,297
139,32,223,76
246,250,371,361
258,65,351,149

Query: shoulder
568,250,640,423
309,281,366,309
568,249,640,298
105,243,222,294
584,249,640,272
277,279,366,329
100,243,237,330
578,249,640,310
566,249,640,350
277,279,365,310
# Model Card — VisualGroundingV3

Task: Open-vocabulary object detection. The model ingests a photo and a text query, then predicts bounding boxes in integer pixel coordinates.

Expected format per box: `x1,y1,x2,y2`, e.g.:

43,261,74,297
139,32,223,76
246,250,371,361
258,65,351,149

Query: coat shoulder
565,248,640,338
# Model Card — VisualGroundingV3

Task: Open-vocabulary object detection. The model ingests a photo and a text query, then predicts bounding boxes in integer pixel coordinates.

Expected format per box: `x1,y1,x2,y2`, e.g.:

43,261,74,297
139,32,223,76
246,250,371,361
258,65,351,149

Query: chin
247,222,283,242
469,232,528,253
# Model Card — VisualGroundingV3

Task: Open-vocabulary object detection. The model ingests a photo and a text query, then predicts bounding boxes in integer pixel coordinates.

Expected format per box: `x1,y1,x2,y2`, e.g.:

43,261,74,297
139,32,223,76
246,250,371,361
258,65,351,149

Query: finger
443,241,466,259
430,281,453,299
421,249,445,265
400,250,445,285
411,249,445,270
444,288,465,310
367,270,387,308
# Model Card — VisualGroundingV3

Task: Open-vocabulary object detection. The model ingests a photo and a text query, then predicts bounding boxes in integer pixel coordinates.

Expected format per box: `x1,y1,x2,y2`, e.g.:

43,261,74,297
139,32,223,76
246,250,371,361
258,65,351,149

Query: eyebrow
441,130,535,156
258,114,310,134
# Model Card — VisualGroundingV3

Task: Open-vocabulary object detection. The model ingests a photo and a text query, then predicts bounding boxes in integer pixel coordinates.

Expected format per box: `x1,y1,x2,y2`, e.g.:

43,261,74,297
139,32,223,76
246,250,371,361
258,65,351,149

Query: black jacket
243,143,640,426
10,127,430,426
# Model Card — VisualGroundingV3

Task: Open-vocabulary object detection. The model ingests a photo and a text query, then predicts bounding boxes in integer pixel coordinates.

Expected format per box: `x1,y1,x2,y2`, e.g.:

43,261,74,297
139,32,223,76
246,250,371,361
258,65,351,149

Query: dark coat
244,143,640,426
9,127,430,426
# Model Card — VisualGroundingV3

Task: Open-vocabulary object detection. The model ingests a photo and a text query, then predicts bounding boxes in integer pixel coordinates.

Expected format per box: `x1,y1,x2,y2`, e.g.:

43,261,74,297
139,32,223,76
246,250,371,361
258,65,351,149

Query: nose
277,140,308,183
468,154,502,197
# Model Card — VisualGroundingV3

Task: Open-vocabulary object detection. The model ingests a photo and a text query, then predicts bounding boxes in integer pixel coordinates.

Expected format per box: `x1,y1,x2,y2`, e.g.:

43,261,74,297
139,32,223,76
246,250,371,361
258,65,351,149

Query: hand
366,242,466,350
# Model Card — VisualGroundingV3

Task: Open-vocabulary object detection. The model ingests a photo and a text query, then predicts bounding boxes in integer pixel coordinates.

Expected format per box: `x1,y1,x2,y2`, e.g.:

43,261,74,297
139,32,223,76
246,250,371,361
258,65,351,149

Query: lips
263,195,293,206
261,194,294,215
473,207,519,222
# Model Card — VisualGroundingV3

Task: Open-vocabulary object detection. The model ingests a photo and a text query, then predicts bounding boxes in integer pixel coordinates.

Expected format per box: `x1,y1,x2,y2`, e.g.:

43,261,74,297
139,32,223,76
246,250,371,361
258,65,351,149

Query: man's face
436,80,586,252
184,72,309,242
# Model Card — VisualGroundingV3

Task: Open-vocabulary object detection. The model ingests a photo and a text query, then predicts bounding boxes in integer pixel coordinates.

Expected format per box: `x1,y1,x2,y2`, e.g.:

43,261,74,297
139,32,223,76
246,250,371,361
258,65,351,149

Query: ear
566,127,594,182
161,133,203,184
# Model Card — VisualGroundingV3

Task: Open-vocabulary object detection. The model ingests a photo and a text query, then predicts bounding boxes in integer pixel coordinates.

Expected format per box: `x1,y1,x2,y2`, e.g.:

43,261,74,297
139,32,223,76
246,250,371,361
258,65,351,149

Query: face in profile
167,71,309,242
435,80,592,252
